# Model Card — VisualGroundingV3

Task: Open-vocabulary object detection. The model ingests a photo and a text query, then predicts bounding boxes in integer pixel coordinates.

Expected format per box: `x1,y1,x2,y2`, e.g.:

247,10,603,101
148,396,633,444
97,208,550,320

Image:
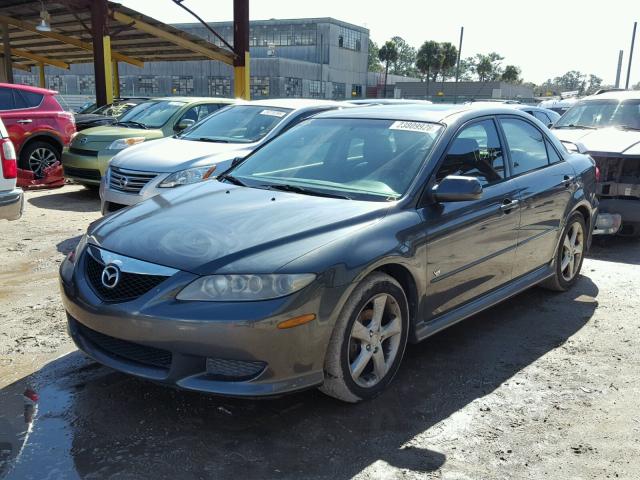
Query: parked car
538,97,580,115
552,90,640,236
467,101,561,126
62,97,234,187
0,83,76,178
100,99,346,214
75,97,150,131
348,99,434,106
0,119,23,220
60,104,597,403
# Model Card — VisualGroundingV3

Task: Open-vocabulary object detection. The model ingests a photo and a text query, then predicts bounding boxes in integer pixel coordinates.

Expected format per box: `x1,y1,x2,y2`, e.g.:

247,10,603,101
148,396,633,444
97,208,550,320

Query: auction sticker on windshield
389,121,439,133
260,110,287,117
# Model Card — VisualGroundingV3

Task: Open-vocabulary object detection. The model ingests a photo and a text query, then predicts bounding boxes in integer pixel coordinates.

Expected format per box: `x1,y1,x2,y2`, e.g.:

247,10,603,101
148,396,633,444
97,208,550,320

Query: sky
119,0,639,85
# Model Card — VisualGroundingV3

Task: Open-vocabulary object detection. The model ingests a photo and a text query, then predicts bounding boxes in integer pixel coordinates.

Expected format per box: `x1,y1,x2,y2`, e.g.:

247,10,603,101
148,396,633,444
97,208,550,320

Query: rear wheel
320,272,409,403
541,212,586,291
19,141,60,179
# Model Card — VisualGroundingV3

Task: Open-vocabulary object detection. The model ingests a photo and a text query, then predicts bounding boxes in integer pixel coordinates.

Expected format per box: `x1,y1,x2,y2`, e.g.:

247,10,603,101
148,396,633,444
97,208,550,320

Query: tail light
595,165,601,182
1,138,17,179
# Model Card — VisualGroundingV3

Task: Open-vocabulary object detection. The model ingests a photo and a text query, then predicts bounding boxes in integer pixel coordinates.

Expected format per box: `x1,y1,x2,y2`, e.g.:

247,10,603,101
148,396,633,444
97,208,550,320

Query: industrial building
12,17,370,100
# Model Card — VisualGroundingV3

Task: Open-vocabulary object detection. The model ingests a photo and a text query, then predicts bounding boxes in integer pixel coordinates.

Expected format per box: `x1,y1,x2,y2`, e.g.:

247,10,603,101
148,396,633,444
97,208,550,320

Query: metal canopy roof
0,0,235,71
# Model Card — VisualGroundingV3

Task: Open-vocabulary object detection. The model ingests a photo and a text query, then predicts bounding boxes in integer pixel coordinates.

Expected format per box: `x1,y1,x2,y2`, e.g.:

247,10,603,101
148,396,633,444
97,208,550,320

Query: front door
421,118,521,319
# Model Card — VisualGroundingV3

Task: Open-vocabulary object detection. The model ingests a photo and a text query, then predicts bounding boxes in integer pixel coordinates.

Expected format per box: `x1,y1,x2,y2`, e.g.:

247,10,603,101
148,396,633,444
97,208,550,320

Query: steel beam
1,22,13,83
6,47,69,69
233,0,250,99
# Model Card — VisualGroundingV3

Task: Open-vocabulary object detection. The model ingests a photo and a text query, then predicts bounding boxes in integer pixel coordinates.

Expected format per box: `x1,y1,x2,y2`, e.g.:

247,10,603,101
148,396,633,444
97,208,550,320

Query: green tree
585,74,603,95
437,42,458,88
553,71,586,93
416,40,441,95
378,40,398,98
390,36,418,77
501,65,522,83
368,39,382,73
457,57,476,81
475,55,493,82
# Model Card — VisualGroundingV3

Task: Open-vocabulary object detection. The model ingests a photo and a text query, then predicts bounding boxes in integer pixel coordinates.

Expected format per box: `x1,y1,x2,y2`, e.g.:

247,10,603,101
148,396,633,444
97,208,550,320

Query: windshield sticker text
260,110,287,118
389,121,438,133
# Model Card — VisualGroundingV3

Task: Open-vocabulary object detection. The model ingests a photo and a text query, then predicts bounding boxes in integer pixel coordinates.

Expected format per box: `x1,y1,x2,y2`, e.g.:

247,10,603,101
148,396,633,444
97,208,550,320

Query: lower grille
77,321,172,369
105,201,127,213
85,252,168,303
109,167,157,194
63,166,101,181
69,147,98,157
206,358,266,380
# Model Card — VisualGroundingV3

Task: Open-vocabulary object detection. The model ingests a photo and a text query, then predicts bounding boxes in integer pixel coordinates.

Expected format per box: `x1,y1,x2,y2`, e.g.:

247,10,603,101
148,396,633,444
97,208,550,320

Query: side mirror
547,122,554,129
432,175,483,202
175,118,196,132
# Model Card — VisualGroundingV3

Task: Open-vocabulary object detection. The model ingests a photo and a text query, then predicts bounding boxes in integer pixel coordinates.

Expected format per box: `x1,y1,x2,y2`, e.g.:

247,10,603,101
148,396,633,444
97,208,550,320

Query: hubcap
561,221,584,282
28,147,57,177
348,293,403,388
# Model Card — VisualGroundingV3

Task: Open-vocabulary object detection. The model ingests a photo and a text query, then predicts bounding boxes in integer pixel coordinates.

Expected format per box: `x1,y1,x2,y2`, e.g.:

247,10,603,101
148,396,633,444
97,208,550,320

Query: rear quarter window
19,91,45,108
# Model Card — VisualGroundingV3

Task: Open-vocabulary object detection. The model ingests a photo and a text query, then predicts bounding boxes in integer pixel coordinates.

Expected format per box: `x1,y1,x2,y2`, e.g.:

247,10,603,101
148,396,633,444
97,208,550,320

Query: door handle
563,175,576,187
16,119,33,124
500,198,519,212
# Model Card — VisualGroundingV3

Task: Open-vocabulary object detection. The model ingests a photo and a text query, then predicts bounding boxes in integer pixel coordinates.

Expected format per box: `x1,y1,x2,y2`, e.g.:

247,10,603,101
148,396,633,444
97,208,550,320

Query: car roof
154,96,235,104
234,98,346,109
581,90,640,101
348,99,434,105
0,82,56,95
314,103,530,123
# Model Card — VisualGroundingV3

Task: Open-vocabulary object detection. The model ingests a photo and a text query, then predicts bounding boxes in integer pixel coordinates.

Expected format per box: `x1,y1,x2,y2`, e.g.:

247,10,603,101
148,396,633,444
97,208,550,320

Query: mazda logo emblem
101,264,121,289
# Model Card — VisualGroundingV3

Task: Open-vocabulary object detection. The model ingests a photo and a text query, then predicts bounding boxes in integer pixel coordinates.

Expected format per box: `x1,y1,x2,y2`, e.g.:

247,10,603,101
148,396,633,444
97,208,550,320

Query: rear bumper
0,187,24,221
598,198,640,235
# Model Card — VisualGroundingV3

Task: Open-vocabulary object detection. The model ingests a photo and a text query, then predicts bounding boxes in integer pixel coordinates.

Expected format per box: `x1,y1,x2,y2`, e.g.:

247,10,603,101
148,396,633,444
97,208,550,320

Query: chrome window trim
87,245,179,276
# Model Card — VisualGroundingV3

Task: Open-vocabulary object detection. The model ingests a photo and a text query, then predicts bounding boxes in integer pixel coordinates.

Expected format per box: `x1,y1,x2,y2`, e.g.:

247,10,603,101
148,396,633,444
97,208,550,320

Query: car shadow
0,276,598,480
588,236,640,265
27,187,100,213
56,235,84,256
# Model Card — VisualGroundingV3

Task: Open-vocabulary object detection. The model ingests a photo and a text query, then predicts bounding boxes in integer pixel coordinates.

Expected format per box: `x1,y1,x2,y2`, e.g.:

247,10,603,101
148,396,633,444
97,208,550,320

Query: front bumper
59,250,342,397
62,148,116,185
100,169,169,215
0,187,24,221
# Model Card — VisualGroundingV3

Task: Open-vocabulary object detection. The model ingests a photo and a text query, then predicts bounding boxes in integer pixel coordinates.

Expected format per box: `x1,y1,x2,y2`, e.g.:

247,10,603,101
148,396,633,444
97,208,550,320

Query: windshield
92,102,137,118
116,100,186,128
555,99,640,129
181,105,292,143
229,118,443,201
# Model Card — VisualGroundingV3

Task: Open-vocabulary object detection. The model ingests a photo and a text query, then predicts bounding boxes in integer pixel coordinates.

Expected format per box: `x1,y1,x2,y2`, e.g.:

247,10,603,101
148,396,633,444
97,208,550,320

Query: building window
172,76,194,95
249,23,317,47
309,80,323,98
208,76,231,97
78,75,95,95
16,75,37,87
137,76,159,95
351,84,363,98
250,76,270,98
331,82,346,100
47,75,63,92
337,26,362,51
285,77,302,97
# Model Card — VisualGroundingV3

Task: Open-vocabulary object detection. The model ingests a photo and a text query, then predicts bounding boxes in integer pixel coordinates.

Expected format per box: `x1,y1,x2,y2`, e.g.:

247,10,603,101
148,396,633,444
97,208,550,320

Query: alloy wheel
348,293,403,388
28,147,58,177
560,221,584,282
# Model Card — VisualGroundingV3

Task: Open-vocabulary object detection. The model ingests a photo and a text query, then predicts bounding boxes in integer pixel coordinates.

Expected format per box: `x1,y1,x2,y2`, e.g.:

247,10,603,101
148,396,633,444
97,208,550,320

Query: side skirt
413,265,555,343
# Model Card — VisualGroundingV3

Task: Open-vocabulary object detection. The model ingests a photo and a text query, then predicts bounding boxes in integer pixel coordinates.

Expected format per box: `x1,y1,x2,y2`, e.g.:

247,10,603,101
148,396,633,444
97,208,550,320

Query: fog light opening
277,313,316,329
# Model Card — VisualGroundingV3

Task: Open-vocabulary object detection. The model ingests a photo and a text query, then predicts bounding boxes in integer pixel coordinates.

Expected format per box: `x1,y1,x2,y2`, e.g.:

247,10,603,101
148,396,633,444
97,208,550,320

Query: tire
319,272,409,403
19,140,60,179
84,184,100,191
540,211,587,292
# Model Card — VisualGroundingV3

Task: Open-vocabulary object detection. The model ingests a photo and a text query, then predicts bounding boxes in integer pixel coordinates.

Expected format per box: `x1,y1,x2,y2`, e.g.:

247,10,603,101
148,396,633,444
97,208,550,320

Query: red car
0,83,76,179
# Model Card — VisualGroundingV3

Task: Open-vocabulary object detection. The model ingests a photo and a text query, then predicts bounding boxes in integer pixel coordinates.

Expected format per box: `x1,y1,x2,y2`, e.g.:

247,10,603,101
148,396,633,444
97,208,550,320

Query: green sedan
62,97,234,186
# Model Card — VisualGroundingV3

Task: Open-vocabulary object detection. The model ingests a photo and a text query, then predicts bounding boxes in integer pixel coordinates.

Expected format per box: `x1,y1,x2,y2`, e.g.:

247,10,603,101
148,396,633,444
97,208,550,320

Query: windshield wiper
115,120,148,129
261,183,351,200
554,124,597,130
194,137,230,143
219,174,247,186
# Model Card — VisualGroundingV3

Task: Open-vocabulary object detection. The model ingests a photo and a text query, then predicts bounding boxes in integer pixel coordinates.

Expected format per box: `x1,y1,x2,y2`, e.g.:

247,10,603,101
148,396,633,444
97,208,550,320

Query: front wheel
19,141,60,179
541,211,586,291
319,272,409,403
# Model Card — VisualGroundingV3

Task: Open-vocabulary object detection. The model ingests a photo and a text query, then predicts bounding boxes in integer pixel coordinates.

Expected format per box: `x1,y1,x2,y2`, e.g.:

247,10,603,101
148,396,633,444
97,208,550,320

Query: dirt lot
1,185,639,479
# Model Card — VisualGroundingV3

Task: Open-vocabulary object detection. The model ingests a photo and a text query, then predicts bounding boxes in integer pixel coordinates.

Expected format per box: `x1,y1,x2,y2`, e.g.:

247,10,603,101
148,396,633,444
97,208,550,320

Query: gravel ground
1,185,639,479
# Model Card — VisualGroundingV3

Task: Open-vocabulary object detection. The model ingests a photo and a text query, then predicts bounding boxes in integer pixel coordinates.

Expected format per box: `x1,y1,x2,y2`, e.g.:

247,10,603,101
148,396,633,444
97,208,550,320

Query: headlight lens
176,274,316,301
60,234,88,283
108,137,145,150
158,165,217,188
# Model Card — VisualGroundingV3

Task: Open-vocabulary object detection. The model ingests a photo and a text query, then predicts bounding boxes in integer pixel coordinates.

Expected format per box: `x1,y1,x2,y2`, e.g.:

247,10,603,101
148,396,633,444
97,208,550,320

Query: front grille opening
85,253,168,303
206,358,266,381
109,167,157,194
77,321,172,369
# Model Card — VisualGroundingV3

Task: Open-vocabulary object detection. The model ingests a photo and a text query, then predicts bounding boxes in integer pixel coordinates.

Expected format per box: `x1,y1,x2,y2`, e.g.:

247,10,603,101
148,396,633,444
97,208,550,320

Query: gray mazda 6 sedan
60,104,598,402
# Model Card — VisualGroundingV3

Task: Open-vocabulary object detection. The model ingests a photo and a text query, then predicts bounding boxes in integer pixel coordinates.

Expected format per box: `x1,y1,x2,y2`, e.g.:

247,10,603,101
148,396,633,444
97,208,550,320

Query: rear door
497,116,576,278
422,118,522,319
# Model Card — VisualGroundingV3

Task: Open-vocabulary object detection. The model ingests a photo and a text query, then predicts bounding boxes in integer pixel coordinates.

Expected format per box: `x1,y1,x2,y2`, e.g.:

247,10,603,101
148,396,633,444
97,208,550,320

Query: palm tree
416,41,440,98
438,42,458,92
378,40,398,98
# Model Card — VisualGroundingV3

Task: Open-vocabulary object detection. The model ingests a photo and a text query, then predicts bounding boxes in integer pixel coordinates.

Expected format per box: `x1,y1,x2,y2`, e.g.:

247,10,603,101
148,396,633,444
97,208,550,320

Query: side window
12,91,28,109
0,88,15,110
22,91,44,108
201,104,222,118
500,118,549,175
532,111,550,124
179,105,214,124
284,108,331,132
435,119,506,187
545,139,562,164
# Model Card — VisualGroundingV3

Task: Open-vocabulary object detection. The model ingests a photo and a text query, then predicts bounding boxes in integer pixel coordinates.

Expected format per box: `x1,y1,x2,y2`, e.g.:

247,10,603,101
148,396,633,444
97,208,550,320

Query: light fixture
36,2,51,32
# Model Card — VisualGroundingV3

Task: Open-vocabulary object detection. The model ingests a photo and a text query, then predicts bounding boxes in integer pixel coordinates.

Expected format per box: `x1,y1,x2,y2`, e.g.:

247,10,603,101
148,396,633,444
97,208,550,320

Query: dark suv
0,83,76,178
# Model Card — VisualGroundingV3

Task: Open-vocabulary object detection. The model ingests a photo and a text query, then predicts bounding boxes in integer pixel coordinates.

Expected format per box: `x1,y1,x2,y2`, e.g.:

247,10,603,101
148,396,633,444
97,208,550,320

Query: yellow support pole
233,52,250,100
112,61,120,98
103,36,113,104
38,63,45,88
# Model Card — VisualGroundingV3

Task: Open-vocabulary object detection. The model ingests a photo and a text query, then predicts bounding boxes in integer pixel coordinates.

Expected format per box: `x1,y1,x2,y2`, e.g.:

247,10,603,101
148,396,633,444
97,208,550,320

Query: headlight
108,137,145,150
158,165,217,188
60,234,88,283
176,274,316,301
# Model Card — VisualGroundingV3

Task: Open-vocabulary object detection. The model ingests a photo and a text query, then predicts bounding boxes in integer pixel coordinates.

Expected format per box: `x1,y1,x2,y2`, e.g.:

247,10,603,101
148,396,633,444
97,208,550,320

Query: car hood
88,181,388,274
70,126,165,152
553,127,640,154
110,136,255,173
